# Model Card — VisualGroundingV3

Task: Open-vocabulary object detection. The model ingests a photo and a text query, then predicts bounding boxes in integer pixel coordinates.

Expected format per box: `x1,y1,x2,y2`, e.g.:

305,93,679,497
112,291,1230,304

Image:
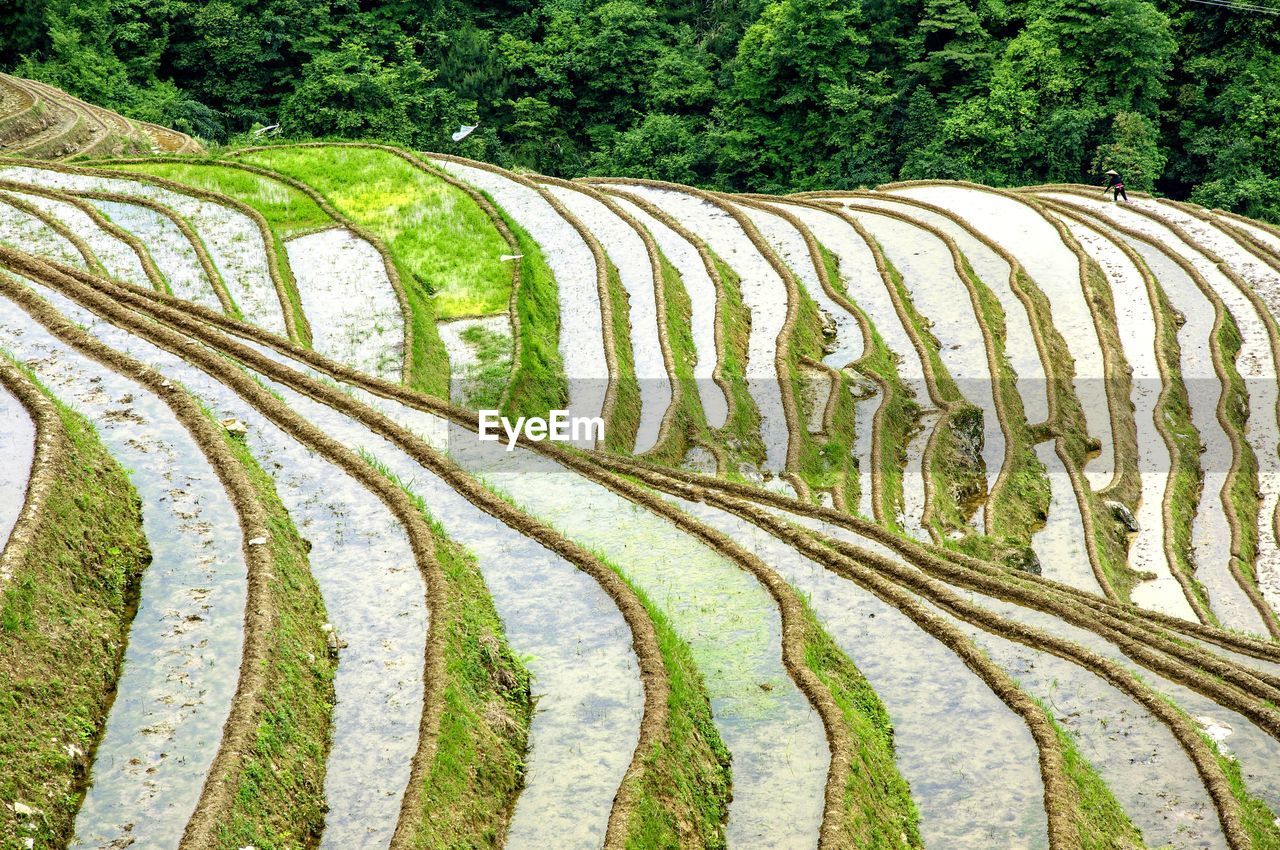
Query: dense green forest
1,0,1277,218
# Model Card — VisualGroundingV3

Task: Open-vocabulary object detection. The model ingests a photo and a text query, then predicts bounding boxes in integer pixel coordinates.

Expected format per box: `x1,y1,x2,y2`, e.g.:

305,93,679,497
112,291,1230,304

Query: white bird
452,124,478,142
499,254,523,262
252,123,280,137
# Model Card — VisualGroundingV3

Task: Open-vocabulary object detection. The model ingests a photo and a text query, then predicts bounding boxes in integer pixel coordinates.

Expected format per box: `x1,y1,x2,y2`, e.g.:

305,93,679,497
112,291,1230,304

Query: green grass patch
233,146,511,318
501,212,569,420
210,411,336,850
603,262,642,454
115,161,330,236
618,581,732,849
453,321,512,410
0,373,150,849
818,245,919,530
705,256,767,476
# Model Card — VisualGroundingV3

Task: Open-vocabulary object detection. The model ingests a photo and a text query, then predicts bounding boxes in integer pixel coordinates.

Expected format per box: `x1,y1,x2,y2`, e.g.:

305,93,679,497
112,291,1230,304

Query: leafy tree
2,0,1279,222
280,39,470,147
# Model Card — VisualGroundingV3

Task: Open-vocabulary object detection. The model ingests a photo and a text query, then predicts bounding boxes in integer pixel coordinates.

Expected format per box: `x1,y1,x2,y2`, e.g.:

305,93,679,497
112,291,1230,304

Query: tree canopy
3,0,1278,217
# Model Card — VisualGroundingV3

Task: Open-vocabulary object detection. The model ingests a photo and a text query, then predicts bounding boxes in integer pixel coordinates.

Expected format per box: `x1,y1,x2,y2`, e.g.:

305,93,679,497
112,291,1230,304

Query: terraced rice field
0,73,201,160
3,133,1280,850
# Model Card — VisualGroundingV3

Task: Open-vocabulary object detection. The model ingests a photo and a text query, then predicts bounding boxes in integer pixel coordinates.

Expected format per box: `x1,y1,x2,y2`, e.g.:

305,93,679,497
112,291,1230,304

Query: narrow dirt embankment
596,181,795,481
0,194,86,268
542,180,673,454
0,371,35,548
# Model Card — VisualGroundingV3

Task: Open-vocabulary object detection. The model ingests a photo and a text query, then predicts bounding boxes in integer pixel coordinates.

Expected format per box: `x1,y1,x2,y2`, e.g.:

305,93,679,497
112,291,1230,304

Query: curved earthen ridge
1031,185,1280,637
589,183,738,441
535,173,684,455
581,176,810,496
0,353,65,591
802,195,1017,533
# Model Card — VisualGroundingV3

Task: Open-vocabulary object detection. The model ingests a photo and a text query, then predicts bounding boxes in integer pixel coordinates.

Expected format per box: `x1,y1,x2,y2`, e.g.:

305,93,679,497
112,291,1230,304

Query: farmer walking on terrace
1101,169,1130,203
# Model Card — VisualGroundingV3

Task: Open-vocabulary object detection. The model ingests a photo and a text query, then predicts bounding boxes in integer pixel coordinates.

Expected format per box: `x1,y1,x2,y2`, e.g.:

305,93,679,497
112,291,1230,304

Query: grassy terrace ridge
1041,706,1146,850
788,277,859,502
0,362,150,850
705,255,768,476
364,458,533,850
817,244,918,528
948,252,1049,567
209,405,336,850
796,595,923,849
616,579,732,849
499,210,569,420
878,248,986,535
637,254,714,466
603,260,643,454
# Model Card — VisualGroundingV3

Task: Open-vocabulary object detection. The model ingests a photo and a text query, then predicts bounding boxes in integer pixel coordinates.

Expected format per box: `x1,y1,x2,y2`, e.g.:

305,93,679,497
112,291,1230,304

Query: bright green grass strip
234,146,511,319
0,370,150,850
361,455,532,848
798,594,923,848
604,262,642,454
709,256,767,473
788,279,857,500
214,420,336,850
114,161,330,236
636,255,710,466
456,321,511,410
620,580,732,849
1212,737,1280,850
1215,312,1268,626
501,211,568,419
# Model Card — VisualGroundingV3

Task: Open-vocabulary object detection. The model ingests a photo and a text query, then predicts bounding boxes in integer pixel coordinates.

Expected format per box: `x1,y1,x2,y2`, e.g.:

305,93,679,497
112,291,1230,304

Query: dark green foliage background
2,0,1278,218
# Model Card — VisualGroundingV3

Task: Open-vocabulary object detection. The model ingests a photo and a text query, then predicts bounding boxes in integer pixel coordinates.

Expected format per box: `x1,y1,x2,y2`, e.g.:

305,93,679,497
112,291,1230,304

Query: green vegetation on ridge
0,366,150,850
